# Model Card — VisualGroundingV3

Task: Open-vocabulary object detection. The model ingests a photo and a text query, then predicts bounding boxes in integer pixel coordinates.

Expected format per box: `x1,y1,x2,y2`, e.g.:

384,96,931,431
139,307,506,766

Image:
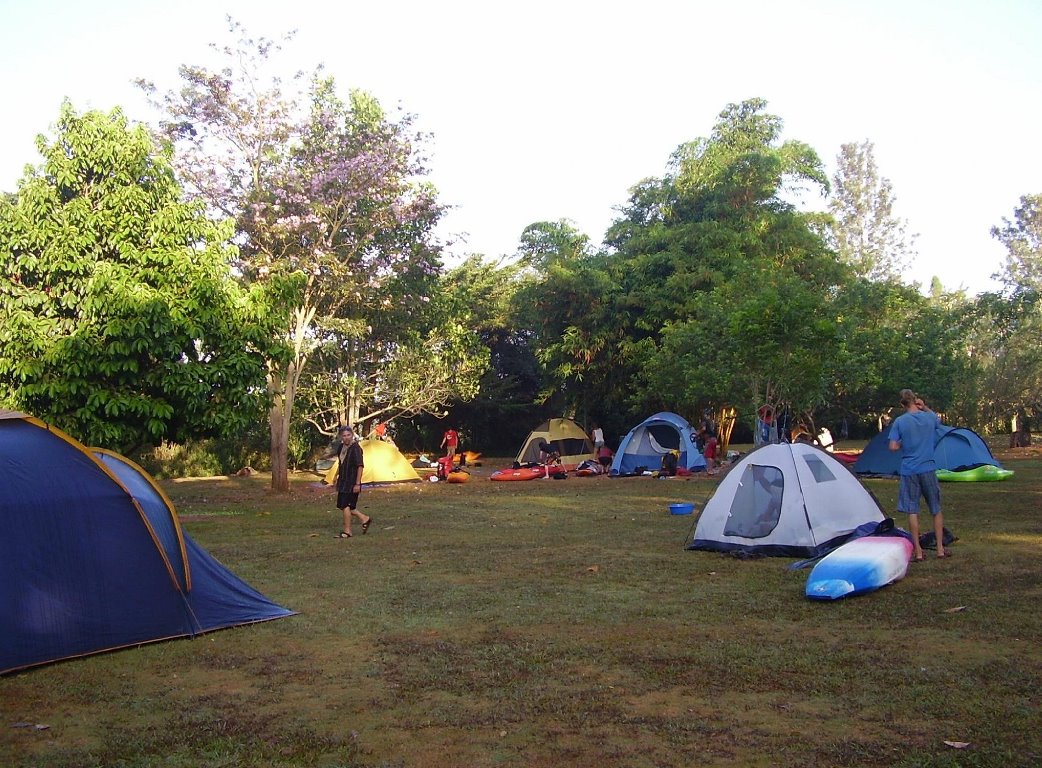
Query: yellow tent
323,439,421,485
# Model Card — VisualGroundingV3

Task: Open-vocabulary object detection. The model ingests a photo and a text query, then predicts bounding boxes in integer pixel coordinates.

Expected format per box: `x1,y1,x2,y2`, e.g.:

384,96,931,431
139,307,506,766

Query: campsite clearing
2,446,1040,767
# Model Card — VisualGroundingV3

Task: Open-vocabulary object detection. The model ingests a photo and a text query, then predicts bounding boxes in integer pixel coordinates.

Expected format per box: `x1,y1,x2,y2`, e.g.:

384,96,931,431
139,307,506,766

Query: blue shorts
897,472,942,515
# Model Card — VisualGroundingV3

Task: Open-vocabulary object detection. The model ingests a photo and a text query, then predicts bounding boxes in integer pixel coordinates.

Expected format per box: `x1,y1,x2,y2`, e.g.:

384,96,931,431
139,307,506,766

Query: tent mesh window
646,425,680,451
802,454,837,482
724,464,784,538
554,438,592,455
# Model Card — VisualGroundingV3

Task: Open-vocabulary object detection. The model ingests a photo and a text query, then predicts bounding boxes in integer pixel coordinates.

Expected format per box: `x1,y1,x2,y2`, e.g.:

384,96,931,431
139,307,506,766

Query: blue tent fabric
0,412,293,674
610,412,706,476
852,425,1000,477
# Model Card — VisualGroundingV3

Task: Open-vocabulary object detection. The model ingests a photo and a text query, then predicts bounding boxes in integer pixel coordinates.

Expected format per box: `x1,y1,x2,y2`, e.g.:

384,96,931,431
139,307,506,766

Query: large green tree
511,220,617,412
828,140,917,282
597,99,841,424
993,194,1042,292
961,194,1042,435
429,255,545,452
0,103,272,452
828,277,963,428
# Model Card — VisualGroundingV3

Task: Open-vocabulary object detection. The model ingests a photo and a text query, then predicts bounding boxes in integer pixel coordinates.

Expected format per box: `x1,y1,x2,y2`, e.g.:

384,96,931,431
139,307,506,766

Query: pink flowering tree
139,21,485,490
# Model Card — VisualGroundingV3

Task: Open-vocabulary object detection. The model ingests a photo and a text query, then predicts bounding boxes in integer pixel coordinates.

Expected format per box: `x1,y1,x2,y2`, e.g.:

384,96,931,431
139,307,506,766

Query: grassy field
2,445,1041,767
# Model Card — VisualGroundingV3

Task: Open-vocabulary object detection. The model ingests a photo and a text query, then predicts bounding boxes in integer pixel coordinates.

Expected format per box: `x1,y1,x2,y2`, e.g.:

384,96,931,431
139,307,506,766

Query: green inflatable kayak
936,464,1014,482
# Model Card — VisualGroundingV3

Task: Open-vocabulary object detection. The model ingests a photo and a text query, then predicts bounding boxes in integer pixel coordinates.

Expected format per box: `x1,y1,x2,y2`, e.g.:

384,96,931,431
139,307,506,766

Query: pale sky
2,0,1040,295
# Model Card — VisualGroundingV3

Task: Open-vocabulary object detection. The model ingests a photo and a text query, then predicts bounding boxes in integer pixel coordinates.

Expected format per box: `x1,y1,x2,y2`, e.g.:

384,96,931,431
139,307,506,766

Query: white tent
687,442,885,558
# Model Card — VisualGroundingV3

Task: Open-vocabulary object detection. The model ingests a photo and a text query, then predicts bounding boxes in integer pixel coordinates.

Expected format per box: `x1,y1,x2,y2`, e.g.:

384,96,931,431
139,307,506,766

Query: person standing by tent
596,442,613,476
888,390,946,561
335,426,371,538
440,426,459,459
591,422,605,452
703,432,719,474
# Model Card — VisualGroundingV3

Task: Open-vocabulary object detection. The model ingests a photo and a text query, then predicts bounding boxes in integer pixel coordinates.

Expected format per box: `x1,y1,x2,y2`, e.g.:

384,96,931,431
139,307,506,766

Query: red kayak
489,465,548,481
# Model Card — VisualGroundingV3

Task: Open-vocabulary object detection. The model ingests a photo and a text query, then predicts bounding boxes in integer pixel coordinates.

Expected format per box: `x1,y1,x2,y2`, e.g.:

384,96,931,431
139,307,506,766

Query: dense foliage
0,104,272,452
3,22,1038,462
445,100,1036,448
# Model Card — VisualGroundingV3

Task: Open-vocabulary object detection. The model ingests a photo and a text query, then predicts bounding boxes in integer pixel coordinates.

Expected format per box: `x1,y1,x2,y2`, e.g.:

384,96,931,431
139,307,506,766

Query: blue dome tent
610,412,706,476
852,424,1000,478
0,411,294,674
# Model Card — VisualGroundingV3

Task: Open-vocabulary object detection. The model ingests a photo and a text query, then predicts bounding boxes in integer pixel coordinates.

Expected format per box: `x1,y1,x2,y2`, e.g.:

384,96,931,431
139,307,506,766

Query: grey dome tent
0,411,294,674
688,442,885,558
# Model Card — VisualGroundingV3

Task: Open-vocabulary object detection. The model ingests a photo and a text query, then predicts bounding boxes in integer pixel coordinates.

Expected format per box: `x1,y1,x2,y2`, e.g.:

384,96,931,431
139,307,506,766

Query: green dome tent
514,418,595,471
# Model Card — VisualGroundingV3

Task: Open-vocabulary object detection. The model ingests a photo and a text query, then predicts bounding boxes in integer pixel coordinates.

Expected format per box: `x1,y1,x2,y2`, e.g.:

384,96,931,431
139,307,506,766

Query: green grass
3,450,1041,767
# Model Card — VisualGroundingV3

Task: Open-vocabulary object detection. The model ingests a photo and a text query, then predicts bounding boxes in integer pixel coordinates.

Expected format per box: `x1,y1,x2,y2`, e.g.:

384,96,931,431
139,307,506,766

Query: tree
140,20,483,491
646,265,840,423
828,277,962,428
962,194,1042,439
593,99,840,424
431,255,543,453
516,219,592,272
992,193,1042,292
509,219,618,415
0,103,272,452
829,140,917,282
268,81,485,439
137,21,306,490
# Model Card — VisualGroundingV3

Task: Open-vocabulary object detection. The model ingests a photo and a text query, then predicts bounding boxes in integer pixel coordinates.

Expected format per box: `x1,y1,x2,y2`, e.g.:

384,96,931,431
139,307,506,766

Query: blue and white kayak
806,535,914,600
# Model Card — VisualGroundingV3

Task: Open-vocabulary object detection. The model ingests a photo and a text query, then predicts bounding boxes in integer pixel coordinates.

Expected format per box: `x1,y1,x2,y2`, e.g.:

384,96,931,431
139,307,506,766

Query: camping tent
0,410,293,674
852,425,1000,477
611,412,706,476
514,418,594,471
687,442,885,557
323,438,421,485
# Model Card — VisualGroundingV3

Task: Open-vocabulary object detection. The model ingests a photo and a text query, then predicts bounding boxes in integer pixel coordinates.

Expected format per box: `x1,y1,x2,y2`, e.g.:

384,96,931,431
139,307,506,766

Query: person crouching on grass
888,389,947,561
335,426,372,538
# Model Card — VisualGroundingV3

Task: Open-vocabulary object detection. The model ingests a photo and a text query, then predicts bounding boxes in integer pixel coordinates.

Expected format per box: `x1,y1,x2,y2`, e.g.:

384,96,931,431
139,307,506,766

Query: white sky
2,0,1040,295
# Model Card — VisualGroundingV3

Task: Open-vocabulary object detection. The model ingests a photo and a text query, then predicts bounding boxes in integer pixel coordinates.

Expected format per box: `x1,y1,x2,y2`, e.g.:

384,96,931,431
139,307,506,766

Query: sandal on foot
937,548,951,558
913,555,925,563
362,517,372,534
336,531,352,539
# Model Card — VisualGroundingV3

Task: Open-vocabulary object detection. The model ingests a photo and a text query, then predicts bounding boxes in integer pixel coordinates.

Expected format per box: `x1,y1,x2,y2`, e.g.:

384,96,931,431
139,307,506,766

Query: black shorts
337,490,360,510
598,457,611,467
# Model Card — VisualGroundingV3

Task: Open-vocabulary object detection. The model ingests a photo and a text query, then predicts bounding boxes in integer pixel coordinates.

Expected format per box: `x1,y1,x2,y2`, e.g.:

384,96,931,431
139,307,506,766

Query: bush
135,433,270,479
134,441,224,479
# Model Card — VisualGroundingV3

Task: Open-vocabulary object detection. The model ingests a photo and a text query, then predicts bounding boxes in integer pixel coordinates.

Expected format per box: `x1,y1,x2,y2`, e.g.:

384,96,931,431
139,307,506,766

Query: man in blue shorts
888,389,947,561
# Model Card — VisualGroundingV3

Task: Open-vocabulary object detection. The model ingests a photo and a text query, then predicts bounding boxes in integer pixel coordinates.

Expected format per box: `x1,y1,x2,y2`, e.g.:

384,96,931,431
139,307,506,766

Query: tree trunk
267,305,315,494
269,398,290,492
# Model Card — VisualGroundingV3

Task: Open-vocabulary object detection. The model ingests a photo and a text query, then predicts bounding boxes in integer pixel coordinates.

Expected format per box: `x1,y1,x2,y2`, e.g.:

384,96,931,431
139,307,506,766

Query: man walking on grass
335,426,371,539
888,389,947,561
